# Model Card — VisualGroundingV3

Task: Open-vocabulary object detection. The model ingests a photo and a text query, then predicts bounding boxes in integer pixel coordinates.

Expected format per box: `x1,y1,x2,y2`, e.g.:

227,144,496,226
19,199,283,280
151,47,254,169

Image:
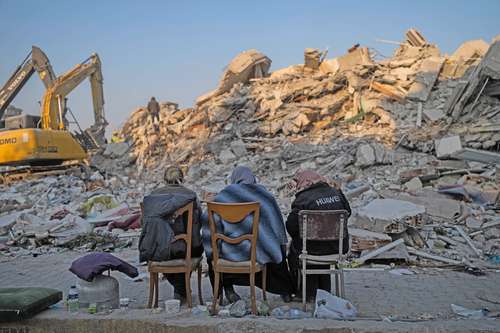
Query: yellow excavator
0,53,107,166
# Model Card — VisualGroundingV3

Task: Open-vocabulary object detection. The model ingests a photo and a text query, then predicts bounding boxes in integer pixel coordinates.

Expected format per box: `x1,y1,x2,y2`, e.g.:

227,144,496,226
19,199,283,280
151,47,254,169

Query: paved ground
1,248,500,323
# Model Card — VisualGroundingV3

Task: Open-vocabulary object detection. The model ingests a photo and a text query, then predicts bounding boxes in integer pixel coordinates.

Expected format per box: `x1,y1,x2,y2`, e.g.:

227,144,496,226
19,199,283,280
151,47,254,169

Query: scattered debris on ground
1,29,499,276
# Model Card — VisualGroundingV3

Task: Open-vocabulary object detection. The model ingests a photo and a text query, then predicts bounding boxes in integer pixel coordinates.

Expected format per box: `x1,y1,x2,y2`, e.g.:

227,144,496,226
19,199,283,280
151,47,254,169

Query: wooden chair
207,202,266,315
298,209,348,311
147,201,203,308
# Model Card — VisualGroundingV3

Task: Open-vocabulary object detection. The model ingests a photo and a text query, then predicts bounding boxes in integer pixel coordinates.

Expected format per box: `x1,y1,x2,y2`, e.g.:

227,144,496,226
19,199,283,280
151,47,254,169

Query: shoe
173,291,186,305
280,294,292,303
224,286,241,304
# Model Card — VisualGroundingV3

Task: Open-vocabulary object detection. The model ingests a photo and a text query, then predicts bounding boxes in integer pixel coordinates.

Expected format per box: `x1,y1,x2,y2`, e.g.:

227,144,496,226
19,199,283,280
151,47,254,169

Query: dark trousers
165,273,190,296
151,112,160,123
207,248,295,296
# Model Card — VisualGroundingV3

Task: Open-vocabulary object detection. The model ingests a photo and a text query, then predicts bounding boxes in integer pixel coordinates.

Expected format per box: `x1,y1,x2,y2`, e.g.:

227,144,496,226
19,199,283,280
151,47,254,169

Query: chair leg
212,270,220,315
302,260,307,311
334,272,340,297
262,266,267,301
154,272,159,308
340,268,345,298
250,272,257,315
197,265,204,305
148,272,155,308
185,270,192,308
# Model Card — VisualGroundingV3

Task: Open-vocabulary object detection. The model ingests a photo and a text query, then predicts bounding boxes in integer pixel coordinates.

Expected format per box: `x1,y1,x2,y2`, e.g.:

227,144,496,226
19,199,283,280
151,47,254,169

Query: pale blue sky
1,0,499,131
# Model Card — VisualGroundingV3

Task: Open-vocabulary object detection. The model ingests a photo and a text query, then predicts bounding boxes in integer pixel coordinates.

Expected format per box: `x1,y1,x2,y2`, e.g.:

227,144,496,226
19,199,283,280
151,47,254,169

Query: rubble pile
118,30,500,176
1,29,499,270
0,169,144,256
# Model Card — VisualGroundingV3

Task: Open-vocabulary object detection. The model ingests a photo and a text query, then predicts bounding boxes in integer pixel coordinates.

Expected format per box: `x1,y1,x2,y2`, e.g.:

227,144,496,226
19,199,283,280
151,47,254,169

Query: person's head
151,96,156,101
229,166,256,185
164,165,184,185
293,170,326,193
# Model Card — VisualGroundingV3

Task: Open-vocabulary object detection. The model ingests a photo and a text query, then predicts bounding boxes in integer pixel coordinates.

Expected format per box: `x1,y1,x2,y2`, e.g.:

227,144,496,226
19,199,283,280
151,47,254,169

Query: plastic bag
313,289,357,320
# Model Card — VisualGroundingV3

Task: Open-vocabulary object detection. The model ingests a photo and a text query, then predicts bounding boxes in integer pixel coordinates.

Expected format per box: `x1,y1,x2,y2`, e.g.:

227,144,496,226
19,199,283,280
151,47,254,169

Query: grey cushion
150,257,202,268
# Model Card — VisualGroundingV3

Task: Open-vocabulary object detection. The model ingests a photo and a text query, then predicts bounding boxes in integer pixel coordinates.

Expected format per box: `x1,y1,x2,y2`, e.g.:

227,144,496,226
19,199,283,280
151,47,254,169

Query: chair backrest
298,209,348,256
206,202,260,266
172,201,194,261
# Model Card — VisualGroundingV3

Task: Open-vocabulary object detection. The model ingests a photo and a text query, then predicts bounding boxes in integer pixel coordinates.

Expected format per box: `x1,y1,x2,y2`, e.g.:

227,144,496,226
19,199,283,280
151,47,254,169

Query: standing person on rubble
286,170,351,302
139,166,203,304
147,96,160,124
201,166,295,303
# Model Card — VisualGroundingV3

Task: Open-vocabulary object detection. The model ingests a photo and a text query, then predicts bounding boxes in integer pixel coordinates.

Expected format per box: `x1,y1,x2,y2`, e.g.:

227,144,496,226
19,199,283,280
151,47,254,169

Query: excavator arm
41,53,107,145
0,46,56,119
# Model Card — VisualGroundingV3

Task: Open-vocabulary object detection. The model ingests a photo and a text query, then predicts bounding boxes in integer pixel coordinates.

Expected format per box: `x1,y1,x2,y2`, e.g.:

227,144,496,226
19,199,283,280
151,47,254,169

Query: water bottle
68,285,79,313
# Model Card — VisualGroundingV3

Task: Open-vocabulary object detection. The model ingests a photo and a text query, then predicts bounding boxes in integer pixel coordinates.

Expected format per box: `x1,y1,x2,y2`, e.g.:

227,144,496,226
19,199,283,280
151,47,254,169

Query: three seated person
139,165,351,304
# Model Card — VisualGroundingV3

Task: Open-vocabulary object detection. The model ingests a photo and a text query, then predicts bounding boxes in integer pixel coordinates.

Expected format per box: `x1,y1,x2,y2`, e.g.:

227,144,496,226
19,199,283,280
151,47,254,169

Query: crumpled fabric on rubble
107,213,141,231
69,252,138,282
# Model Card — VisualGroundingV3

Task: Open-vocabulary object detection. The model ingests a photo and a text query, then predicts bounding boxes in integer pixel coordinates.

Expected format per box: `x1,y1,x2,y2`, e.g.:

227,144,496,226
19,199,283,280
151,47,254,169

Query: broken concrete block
197,49,271,106
423,108,445,122
355,144,376,168
0,212,20,235
407,57,445,102
321,47,373,75
103,142,130,158
435,136,463,159
406,28,427,47
219,149,236,163
380,190,461,221
230,140,247,158
304,48,321,70
354,199,426,234
404,177,423,191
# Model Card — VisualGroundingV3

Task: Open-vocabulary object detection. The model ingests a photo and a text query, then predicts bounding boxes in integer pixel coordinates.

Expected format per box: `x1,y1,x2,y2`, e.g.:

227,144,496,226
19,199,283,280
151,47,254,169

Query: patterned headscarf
230,166,257,185
293,170,327,193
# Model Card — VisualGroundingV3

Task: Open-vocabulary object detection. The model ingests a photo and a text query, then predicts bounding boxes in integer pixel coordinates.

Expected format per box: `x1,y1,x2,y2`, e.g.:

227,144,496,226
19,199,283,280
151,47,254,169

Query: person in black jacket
147,97,160,123
151,166,203,304
286,170,351,301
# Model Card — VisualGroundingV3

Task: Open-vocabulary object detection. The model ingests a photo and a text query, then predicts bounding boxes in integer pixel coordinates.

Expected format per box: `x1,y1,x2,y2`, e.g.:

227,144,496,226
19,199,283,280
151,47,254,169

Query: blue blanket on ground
201,183,287,265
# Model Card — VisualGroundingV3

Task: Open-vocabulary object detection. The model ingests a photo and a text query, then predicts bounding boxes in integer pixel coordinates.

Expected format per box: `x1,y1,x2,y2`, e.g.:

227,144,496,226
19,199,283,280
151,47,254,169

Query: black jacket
139,185,203,262
286,182,351,255
147,99,160,114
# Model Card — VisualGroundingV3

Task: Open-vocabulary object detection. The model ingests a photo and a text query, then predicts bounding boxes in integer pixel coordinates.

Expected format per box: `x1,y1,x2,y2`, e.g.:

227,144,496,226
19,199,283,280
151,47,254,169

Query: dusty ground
1,248,500,322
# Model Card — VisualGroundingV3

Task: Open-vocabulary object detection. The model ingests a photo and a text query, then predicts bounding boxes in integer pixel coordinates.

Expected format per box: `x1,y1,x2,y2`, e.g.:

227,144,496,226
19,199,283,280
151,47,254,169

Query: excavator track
0,161,84,185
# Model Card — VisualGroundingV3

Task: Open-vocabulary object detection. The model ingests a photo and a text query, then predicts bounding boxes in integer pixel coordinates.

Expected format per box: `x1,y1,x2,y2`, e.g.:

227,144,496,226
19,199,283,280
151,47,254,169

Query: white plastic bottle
68,285,79,313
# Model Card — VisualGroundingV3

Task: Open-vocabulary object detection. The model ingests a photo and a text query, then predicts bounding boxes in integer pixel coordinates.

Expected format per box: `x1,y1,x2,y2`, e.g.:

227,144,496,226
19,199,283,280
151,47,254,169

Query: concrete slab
435,136,463,159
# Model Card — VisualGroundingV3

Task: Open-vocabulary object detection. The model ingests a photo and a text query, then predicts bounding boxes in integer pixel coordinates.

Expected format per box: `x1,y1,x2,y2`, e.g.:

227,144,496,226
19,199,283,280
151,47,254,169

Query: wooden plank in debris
350,227,392,252
355,239,404,265
372,81,405,101
407,57,445,102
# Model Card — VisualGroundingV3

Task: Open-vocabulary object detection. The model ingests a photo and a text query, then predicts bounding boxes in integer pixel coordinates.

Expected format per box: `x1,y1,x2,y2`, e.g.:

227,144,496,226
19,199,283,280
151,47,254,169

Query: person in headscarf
140,165,203,304
202,166,294,303
286,170,351,302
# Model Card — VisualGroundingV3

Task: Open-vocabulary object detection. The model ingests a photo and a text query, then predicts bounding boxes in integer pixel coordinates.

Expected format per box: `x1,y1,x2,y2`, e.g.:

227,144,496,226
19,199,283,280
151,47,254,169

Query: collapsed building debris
1,29,499,272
